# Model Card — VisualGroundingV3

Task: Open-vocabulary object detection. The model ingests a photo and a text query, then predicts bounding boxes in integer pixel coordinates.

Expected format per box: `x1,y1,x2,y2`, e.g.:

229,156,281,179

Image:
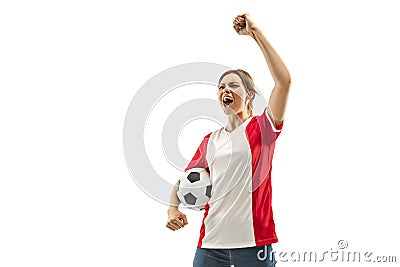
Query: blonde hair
218,69,258,116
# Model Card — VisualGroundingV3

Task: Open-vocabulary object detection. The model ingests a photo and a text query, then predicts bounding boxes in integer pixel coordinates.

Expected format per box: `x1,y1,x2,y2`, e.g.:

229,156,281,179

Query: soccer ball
177,168,212,210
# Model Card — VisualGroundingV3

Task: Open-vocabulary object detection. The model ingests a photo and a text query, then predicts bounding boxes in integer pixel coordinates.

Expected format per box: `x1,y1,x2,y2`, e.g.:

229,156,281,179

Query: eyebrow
219,82,239,86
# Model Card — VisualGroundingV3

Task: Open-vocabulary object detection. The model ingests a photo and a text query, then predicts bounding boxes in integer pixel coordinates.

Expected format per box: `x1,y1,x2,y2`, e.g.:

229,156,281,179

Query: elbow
276,76,291,90
284,73,292,87
285,76,292,88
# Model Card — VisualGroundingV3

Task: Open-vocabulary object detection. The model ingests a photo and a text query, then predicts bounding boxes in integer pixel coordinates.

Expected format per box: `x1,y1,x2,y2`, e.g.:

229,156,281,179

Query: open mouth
222,96,234,107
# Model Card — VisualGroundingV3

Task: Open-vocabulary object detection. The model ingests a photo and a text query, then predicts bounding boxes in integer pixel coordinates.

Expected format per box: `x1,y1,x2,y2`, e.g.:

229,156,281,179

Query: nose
222,87,232,94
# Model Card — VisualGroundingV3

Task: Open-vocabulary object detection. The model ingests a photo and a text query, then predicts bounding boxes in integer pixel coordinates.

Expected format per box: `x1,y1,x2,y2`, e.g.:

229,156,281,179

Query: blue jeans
193,244,276,267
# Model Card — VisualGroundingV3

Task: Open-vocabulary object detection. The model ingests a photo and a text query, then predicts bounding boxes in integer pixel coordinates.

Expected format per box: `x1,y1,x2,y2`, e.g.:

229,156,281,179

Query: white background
1,0,399,266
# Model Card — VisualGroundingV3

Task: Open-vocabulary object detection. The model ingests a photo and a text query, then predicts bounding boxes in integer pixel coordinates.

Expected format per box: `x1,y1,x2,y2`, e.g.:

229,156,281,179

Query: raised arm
233,14,291,126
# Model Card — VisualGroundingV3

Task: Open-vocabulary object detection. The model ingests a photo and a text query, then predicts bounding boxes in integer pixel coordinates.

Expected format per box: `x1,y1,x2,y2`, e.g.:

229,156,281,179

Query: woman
166,13,291,267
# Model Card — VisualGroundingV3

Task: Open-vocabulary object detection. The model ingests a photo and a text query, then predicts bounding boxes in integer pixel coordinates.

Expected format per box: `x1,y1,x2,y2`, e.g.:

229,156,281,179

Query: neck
225,112,251,132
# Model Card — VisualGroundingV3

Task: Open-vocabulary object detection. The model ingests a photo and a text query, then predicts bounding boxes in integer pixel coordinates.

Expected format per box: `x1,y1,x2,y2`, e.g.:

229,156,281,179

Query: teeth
222,96,233,106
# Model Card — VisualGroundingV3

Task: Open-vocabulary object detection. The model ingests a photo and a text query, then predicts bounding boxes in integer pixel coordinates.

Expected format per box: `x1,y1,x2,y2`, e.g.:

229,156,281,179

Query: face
218,73,251,116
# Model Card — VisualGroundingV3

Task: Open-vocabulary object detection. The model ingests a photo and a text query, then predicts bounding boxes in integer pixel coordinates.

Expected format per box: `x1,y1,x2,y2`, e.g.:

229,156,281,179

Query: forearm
168,181,180,210
250,27,291,87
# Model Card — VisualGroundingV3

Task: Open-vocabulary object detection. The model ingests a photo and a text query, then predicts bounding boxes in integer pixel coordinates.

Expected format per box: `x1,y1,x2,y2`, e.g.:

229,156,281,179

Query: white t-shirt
185,107,283,249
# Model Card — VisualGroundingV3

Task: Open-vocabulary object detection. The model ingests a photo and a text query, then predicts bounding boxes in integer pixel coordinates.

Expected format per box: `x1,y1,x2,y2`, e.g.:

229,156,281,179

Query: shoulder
248,108,283,133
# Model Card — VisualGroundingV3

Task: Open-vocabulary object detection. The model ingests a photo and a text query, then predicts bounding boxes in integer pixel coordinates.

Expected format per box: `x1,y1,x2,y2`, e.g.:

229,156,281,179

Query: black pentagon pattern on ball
184,193,197,205
206,185,212,198
187,172,200,183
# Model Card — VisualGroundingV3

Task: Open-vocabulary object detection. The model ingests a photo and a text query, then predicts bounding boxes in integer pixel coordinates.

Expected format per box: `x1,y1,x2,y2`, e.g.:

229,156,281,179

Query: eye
228,83,239,88
218,85,225,90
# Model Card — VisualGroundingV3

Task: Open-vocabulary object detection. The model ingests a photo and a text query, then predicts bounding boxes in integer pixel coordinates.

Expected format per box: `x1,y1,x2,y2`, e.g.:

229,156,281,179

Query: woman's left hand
233,13,257,36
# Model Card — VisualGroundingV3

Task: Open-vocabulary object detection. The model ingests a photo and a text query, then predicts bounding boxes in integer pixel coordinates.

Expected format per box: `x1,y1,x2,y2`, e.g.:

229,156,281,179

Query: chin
221,107,238,116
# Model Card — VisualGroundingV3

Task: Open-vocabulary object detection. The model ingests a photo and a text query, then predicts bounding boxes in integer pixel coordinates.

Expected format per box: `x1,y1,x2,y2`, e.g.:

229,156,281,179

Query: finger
166,222,177,231
236,18,243,25
166,224,176,231
177,218,185,226
167,221,180,231
234,19,245,29
169,218,184,229
233,25,240,34
180,215,188,225
173,218,185,228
